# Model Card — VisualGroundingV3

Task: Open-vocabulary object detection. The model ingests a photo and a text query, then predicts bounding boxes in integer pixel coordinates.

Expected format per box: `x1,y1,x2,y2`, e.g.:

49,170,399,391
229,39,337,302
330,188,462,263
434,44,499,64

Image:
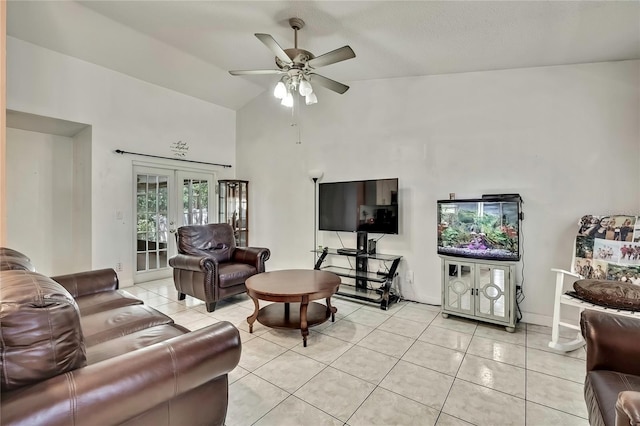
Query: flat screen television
319,178,399,234
437,195,521,261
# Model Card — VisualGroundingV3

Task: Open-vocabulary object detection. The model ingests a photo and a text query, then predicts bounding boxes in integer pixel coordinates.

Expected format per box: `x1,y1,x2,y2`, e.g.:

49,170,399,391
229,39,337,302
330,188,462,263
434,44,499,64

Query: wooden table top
245,269,341,298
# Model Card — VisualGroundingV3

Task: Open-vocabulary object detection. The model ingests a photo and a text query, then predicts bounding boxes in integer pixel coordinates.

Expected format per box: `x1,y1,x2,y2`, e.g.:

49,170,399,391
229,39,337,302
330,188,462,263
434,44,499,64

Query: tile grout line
523,324,589,421
436,314,482,426
246,345,343,426
150,282,587,425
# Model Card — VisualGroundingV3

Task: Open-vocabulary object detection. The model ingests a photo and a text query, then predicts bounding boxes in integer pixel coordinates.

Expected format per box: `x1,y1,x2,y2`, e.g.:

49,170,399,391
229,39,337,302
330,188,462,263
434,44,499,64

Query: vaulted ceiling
7,1,640,110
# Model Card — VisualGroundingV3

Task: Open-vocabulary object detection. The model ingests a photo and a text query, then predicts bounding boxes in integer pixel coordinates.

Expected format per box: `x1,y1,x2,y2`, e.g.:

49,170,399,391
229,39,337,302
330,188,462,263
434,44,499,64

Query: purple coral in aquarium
466,234,490,250
467,241,487,250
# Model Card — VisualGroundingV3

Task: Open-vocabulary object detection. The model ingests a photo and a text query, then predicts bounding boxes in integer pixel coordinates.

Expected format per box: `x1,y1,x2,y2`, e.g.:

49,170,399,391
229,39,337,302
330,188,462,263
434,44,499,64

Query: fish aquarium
437,195,522,261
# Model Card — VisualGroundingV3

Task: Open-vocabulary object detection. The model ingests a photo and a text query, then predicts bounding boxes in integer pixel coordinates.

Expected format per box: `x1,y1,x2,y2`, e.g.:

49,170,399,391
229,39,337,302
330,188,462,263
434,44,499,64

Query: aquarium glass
437,198,520,261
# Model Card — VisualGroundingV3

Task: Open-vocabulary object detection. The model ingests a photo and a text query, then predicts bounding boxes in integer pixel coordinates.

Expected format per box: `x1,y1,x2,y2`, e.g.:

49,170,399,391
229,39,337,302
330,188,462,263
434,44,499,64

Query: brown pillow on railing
573,279,640,311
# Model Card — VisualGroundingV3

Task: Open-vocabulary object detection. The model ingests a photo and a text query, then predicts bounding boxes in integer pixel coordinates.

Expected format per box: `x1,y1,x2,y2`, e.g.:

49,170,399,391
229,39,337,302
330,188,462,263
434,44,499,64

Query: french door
134,165,214,282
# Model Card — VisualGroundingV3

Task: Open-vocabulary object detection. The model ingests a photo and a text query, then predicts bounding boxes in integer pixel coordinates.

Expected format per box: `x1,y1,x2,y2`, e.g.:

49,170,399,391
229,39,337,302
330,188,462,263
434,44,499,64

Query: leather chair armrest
581,310,640,375
169,253,218,272
232,247,271,271
51,268,119,298
616,391,640,426
1,321,241,426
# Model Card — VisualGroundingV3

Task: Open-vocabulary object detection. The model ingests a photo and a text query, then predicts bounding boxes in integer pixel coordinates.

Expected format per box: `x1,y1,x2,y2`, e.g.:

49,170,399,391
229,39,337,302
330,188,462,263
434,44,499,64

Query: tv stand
336,248,359,255
313,248,402,310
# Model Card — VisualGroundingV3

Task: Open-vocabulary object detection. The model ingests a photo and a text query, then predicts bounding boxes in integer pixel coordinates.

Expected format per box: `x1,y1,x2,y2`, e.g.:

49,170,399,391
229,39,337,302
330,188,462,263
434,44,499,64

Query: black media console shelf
313,248,402,310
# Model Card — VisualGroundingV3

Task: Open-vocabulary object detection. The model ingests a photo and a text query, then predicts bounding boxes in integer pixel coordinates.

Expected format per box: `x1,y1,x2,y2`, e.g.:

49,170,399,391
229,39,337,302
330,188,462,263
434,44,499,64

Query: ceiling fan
229,18,356,106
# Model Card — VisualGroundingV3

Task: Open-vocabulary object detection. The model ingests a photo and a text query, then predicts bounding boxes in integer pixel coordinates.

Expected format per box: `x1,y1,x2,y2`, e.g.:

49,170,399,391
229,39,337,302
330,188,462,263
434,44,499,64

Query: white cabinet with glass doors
218,180,248,246
441,256,517,332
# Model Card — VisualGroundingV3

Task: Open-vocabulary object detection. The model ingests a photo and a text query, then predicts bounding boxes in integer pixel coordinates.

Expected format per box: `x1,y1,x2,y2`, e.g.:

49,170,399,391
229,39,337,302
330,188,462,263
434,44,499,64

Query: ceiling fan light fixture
281,91,294,107
299,79,313,96
273,81,287,99
305,92,318,105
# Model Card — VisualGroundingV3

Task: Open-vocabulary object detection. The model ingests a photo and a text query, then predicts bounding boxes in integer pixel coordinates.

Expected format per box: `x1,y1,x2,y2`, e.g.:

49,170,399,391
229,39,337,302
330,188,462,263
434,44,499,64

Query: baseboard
521,311,553,327
401,295,441,306
119,278,135,288
387,298,558,328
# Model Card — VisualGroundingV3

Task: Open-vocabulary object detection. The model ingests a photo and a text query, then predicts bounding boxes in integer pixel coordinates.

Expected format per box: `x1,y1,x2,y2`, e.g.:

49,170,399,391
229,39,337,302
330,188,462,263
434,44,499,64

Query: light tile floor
133,278,589,426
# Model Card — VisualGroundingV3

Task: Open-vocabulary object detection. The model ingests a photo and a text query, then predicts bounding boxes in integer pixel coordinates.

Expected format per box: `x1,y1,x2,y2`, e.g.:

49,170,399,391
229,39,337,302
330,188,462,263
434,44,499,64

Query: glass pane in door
477,266,506,319
445,263,473,313
136,173,169,272
181,178,209,225
238,182,248,246
218,180,248,246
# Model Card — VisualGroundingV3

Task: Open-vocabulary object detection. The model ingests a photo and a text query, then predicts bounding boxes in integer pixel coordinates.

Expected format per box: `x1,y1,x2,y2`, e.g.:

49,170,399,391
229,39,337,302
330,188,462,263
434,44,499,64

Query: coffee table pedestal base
248,301,335,347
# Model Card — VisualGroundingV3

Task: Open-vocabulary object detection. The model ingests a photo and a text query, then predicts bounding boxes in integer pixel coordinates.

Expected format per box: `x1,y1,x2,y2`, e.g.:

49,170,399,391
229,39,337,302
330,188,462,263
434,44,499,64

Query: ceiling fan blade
310,73,350,94
308,46,355,68
229,69,284,76
255,33,292,64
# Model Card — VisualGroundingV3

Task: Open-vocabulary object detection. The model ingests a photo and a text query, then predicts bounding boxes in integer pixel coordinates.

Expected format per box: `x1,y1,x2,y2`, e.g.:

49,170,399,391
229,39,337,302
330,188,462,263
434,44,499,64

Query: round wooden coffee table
245,269,341,347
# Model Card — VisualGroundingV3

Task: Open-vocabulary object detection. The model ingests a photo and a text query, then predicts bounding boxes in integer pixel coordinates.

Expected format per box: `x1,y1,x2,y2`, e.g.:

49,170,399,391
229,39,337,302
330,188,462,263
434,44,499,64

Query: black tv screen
319,178,399,234
437,196,521,261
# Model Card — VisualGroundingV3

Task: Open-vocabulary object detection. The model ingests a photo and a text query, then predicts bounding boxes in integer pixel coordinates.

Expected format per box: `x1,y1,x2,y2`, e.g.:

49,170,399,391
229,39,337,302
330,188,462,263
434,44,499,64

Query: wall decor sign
170,140,189,157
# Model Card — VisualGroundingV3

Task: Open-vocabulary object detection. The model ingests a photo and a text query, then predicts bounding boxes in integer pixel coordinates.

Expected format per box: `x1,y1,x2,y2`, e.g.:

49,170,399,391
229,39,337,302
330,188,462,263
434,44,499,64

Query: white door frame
133,162,215,283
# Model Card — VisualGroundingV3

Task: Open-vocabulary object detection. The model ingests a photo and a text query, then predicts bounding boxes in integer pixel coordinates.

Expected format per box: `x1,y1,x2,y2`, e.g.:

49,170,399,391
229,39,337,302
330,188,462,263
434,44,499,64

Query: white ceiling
7,1,640,111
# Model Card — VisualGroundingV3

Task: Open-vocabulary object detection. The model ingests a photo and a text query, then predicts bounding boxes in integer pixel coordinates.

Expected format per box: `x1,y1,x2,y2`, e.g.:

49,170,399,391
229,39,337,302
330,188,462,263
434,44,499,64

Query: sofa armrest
581,310,640,375
169,253,217,272
1,321,241,426
50,268,119,297
232,247,271,271
616,391,640,426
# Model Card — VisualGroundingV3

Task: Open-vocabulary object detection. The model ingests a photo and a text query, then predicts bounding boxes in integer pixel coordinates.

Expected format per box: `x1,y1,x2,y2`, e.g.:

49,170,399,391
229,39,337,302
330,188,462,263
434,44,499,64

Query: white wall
7,33,639,323
72,126,92,271
6,128,75,275
7,37,237,285
237,60,640,325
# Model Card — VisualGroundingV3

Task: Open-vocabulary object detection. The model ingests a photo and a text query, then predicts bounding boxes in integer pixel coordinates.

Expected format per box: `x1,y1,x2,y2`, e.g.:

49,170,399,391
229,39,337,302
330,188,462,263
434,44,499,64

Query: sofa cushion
0,255,36,271
75,289,143,315
0,247,32,262
0,270,86,391
574,279,640,311
204,244,233,263
86,324,189,364
218,263,257,288
177,223,236,262
585,370,640,426
81,304,175,346
0,247,36,271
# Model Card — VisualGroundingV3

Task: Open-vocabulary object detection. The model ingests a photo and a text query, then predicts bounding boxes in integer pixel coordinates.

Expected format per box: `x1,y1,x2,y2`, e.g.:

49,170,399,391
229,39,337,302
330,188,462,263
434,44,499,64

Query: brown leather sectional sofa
581,310,640,426
0,249,241,426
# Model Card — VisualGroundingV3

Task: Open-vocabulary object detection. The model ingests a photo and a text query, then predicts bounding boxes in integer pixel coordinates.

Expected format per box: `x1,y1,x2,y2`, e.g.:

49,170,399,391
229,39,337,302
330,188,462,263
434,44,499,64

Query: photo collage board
574,214,640,285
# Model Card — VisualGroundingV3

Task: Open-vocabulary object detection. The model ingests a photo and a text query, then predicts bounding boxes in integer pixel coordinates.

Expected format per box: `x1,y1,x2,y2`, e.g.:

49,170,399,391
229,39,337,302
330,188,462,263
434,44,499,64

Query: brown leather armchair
581,310,640,426
169,223,270,312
